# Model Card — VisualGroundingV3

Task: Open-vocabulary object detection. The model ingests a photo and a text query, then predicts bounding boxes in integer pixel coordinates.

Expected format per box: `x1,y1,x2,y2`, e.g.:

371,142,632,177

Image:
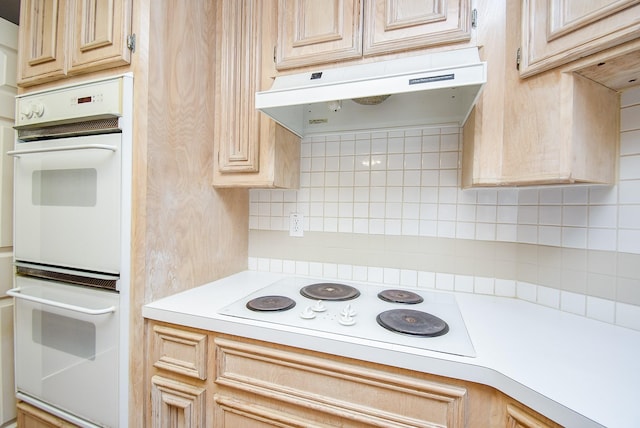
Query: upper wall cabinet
462,0,624,188
18,0,133,87
276,0,473,70
519,0,640,77
213,0,300,188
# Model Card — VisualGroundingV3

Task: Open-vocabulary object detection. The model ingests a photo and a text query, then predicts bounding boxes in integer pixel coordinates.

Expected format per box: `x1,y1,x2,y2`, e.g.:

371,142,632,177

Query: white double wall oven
7,75,133,427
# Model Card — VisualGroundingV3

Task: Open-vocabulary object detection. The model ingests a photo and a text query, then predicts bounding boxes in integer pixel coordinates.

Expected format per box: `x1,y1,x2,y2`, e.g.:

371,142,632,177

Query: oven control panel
15,75,128,129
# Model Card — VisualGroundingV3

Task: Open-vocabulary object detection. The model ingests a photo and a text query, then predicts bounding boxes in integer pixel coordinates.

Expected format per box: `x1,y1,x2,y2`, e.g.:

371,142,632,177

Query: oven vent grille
17,117,121,141
16,265,119,291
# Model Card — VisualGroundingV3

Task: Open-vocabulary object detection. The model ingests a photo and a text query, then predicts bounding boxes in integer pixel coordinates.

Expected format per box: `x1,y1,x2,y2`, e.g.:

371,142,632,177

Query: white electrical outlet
289,213,304,237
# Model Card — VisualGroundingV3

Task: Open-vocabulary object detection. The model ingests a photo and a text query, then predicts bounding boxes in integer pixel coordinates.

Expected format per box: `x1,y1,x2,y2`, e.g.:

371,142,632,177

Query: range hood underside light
255,48,487,137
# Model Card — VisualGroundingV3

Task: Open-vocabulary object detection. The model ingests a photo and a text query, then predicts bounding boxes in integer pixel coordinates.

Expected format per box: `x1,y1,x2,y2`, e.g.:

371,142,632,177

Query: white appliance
255,47,487,136
7,75,133,428
219,276,476,358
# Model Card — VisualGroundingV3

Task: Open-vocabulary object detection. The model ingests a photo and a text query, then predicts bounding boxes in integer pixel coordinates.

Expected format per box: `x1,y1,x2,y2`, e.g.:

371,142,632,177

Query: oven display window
32,169,97,207
32,310,96,360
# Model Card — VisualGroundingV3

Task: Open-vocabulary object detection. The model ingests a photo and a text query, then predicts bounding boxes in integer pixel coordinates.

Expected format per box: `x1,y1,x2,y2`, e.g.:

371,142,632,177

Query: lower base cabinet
146,321,562,428
16,402,78,428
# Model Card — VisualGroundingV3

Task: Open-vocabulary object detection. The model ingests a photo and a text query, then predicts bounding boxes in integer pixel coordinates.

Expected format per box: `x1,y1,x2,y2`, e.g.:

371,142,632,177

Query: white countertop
142,271,640,428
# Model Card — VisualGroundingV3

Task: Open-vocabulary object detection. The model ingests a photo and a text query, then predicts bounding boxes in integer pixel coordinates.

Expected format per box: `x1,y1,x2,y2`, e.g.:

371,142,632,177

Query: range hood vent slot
256,47,487,137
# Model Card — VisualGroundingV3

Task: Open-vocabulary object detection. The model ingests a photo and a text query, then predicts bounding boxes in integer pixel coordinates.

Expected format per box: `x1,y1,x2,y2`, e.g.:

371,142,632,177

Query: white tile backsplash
249,86,640,331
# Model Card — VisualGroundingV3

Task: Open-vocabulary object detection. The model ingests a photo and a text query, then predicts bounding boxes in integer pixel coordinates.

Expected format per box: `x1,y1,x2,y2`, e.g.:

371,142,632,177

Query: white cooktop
218,276,476,358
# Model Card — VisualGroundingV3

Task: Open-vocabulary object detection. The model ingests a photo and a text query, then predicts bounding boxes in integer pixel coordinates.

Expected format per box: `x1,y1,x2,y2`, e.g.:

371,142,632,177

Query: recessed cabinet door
214,0,301,188
363,0,473,56
276,0,363,70
17,0,67,85
216,0,261,173
520,0,640,77
67,0,133,75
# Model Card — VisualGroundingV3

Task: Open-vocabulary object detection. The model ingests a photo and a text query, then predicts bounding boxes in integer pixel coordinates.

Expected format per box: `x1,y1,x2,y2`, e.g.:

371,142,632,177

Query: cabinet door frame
17,0,68,85
275,0,363,70
67,0,133,75
519,0,640,77
363,0,473,56
215,0,262,173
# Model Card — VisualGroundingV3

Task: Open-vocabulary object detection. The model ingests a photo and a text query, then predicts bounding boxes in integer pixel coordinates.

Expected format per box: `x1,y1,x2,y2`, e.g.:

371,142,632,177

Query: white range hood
256,47,487,137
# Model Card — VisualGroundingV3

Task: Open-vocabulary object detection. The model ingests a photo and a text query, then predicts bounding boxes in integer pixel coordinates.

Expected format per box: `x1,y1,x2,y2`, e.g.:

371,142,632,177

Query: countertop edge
142,271,639,428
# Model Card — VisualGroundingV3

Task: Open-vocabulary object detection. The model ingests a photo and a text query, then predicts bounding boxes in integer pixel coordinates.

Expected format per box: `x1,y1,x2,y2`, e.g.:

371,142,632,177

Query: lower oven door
9,275,120,427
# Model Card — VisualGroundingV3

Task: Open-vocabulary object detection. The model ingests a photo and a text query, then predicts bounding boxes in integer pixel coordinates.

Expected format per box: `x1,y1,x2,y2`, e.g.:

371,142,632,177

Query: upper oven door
12,133,122,274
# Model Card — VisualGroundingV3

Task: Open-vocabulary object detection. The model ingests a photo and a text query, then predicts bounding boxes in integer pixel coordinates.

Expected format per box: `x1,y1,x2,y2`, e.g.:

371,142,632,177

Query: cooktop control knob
31,102,45,118
311,300,327,312
20,103,33,120
340,304,356,317
338,313,356,326
300,306,316,319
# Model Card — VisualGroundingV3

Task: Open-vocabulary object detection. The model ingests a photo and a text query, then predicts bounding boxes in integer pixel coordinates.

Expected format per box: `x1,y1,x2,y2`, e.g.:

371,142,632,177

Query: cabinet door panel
216,0,261,173
276,0,362,70
363,0,472,55
67,0,132,75
18,0,67,85
520,0,640,76
151,376,206,428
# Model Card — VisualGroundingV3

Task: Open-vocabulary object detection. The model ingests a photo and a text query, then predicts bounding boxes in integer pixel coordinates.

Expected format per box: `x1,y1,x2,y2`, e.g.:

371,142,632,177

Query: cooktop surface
219,276,476,358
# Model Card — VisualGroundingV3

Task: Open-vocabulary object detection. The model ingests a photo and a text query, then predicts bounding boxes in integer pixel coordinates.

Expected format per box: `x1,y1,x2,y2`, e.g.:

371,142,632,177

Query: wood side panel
569,72,618,183
460,0,507,187
135,1,249,425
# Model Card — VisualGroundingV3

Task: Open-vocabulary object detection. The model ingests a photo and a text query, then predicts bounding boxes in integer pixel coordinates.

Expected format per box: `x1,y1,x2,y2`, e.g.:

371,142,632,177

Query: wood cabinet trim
275,0,363,70
215,0,261,173
152,324,208,380
67,0,133,75
17,0,68,86
363,0,473,56
215,337,467,428
150,375,206,428
506,402,562,428
520,0,640,77
214,394,325,428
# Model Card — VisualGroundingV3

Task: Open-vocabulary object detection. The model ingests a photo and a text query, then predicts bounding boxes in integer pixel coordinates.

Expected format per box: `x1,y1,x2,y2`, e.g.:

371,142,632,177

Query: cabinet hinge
471,8,478,28
516,47,521,70
127,34,136,53
273,45,277,63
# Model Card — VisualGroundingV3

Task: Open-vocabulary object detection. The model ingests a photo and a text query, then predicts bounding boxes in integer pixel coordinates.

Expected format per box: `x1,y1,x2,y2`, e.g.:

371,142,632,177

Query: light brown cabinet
506,402,561,428
213,0,300,188
276,0,474,70
17,0,133,87
16,401,78,428
462,0,628,187
148,324,209,428
519,0,640,77
213,336,468,427
146,320,563,428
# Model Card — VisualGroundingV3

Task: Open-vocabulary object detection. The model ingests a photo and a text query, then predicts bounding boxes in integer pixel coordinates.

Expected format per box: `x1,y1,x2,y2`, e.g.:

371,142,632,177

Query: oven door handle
6,288,116,315
7,144,118,157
